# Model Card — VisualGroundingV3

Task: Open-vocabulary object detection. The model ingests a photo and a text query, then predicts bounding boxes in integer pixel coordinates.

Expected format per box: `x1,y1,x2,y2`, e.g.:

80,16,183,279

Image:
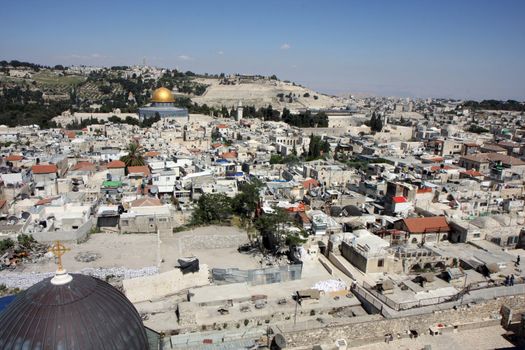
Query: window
158,218,167,222
148,218,155,223
121,220,129,226
473,233,480,238
377,259,384,267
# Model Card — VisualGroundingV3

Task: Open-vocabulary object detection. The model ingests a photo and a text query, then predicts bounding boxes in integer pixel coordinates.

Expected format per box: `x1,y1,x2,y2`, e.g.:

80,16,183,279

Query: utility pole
293,291,301,327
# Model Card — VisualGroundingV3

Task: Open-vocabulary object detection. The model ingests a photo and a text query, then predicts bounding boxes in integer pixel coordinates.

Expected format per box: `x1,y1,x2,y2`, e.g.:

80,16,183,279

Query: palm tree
120,141,145,167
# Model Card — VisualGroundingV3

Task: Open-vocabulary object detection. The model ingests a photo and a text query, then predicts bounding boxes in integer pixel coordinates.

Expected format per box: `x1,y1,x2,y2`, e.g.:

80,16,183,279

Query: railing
360,278,525,312
351,283,384,312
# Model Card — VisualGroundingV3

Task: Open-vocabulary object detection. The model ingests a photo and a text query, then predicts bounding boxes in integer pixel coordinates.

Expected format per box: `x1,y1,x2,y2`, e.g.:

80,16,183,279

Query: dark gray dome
0,274,149,350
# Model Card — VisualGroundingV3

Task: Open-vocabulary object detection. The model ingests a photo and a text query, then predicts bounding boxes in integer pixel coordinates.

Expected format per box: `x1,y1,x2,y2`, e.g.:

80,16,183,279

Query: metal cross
49,240,70,271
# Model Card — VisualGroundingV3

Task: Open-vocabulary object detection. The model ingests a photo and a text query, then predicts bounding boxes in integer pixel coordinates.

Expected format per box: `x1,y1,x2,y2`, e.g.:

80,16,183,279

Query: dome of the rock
151,87,175,103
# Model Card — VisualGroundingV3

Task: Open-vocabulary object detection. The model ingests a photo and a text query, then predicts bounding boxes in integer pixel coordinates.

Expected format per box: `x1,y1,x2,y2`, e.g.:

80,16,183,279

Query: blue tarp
0,295,16,313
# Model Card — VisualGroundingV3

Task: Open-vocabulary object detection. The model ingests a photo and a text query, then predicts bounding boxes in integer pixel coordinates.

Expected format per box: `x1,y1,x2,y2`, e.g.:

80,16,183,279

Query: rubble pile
0,266,159,289
74,251,101,263
256,252,290,268
0,236,51,270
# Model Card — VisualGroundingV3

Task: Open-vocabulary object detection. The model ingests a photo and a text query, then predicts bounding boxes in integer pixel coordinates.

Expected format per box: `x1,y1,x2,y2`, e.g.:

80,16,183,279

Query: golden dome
151,87,175,103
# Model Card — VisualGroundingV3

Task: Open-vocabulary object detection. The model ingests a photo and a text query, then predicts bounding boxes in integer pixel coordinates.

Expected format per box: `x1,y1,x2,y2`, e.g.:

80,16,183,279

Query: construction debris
74,251,101,263
1,235,50,270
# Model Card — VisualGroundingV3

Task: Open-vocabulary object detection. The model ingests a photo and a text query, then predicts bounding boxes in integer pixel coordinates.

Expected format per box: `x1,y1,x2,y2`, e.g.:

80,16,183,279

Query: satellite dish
150,186,158,194
21,211,31,220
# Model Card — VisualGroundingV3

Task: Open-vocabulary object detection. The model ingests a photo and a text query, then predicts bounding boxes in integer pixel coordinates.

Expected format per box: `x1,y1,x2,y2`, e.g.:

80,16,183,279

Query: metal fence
361,281,455,311
360,279,525,311
212,264,303,286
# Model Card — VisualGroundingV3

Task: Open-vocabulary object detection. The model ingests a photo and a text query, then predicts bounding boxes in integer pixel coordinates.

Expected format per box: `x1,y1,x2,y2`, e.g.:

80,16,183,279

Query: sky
1,0,524,100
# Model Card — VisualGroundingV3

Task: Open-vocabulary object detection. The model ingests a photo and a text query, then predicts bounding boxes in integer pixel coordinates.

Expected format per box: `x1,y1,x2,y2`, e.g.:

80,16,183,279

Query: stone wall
123,265,210,303
1,266,159,289
283,295,525,348
31,218,95,243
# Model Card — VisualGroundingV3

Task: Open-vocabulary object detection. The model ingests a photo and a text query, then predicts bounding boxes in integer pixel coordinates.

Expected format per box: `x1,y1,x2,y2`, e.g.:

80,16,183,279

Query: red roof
216,124,228,129
127,165,151,176
417,187,433,194
461,169,483,177
35,197,59,206
106,160,126,169
32,164,58,174
400,217,449,234
72,161,96,171
64,130,76,139
130,197,161,207
430,165,455,172
6,155,23,162
144,151,160,158
303,178,320,189
392,196,407,203
221,151,237,159
0,199,6,209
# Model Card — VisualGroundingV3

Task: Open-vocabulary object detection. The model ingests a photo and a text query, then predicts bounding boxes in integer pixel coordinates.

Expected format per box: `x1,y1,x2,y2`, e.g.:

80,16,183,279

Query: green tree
211,128,222,141
270,154,284,164
308,134,322,159
321,139,330,154
191,193,233,225
254,208,298,251
232,180,262,218
369,111,384,132
17,234,35,249
120,141,145,166
108,116,122,123
0,238,14,254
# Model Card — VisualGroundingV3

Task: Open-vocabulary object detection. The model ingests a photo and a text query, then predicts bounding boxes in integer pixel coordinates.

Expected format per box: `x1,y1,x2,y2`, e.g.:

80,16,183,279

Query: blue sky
1,0,524,100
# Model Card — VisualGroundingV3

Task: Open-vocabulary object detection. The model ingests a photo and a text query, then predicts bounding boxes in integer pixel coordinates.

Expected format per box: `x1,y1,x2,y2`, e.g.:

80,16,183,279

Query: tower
237,100,243,121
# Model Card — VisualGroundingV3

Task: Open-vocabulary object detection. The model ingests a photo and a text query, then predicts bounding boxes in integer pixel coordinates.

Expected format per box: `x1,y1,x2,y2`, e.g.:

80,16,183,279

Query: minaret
237,100,243,121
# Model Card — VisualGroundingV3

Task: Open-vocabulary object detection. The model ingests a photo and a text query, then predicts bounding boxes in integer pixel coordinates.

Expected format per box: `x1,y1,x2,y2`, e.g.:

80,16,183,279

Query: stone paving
349,325,514,350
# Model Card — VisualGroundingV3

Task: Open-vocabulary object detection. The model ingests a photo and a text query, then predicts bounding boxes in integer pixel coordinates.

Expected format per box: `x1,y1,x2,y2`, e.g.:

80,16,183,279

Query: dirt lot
14,233,158,273
12,225,260,274
159,225,260,272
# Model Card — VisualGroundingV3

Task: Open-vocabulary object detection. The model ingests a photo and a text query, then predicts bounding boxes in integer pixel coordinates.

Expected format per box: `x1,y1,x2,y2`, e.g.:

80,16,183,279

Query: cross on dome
49,240,73,285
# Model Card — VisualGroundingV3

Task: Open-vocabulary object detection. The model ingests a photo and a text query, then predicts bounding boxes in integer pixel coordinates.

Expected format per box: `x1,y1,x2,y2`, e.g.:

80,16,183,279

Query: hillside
0,60,352,128
192,77,349,110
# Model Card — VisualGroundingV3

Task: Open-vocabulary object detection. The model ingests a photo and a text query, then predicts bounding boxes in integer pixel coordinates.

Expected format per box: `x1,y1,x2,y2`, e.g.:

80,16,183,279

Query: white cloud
178,55,192,61
217,50,224,55
280,43,291,50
